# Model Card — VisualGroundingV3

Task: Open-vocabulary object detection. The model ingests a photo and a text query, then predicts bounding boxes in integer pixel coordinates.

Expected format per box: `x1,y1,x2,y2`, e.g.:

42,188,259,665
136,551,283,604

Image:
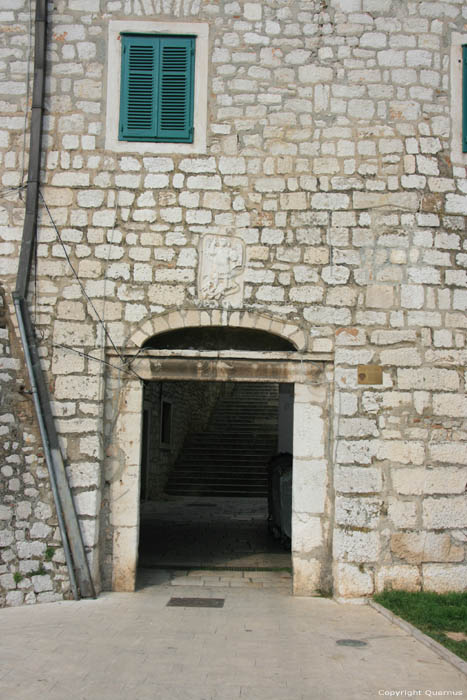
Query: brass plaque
357,364,383,385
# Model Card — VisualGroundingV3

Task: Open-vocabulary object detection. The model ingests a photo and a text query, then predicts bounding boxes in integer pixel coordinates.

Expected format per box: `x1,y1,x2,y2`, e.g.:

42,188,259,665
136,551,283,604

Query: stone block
0,531,14,547
148,284,185,306
333,529,380,563
335,497,381,529
74,489,101,518
391,533,464,564
311,193,349,210
376,440,425,465
430,442,467,465
53,321,95,347
0,505,11,521
203,192,231,210
219,157,246,174
293,460,327,513
375,566,421,593
338,418,378,438
292,558,321,596
445,194,467,215
292,514,323,552
334,563,374,597
144,174,169,188
66,462,100,489
32,575,53,593
112,526,139,592
143,157,174,172
336,440,375,465
422,497,467,529
380,348,421,366
0,573,15,590
187,175,222,190
422,565,467,593
280,193,307,210
365,285,394,308
293,404,324,459
6,591,24,607
398,368,459,391
387,498,418,529
433,394,467,418
17,541,46,558
321,266,350,285
30,523,52,539
334,466,382,493
79,519,99,548
304,307,351,325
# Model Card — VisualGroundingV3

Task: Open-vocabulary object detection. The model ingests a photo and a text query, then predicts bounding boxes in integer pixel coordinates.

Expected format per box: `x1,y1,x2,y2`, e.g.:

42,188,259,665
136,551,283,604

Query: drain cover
336,639,368,647
167,597,224,608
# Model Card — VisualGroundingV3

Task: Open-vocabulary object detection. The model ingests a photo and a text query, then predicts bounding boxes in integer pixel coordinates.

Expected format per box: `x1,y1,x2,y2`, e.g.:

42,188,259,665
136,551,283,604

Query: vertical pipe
13,298,79,601
13,0,96,599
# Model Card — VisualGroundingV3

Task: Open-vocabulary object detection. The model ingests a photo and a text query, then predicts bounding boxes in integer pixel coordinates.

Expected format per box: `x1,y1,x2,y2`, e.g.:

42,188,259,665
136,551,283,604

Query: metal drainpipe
13,0,95,599
14,298,78,601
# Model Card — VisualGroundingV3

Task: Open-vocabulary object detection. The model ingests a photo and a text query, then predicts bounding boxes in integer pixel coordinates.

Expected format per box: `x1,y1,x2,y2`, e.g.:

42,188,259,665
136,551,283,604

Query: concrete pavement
1,576,466,700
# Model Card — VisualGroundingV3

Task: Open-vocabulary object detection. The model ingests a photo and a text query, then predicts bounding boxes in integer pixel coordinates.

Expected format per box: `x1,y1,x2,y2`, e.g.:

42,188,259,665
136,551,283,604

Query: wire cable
0,184,28,199
38,190,143,382
51,341,143,377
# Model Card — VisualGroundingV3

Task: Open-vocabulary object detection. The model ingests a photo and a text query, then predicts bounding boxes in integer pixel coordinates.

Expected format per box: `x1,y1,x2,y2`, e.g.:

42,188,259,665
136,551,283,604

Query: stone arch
129,309,307,351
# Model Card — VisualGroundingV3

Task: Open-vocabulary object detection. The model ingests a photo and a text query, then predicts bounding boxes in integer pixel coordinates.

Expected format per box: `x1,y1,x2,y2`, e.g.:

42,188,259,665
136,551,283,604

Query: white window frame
450,33,467,165
105,20,209,155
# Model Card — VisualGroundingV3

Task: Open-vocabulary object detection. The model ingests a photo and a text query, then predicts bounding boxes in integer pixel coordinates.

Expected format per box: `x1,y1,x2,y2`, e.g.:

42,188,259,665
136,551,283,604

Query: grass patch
45,546,55,561
374,590,467,662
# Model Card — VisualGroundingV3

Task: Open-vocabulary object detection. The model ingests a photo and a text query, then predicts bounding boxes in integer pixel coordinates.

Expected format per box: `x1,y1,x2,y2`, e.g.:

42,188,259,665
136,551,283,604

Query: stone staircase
165,383,279,497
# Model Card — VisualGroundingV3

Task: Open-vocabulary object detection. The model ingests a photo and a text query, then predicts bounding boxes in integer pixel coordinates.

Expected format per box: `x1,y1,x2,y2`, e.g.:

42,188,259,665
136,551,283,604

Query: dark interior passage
138,381,293,571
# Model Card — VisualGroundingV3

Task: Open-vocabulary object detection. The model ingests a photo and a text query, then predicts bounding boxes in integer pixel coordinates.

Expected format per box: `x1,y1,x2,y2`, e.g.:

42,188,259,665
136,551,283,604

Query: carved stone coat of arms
198,234,245,305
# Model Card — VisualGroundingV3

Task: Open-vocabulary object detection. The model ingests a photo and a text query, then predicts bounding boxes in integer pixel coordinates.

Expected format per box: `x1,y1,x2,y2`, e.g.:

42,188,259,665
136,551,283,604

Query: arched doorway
138,326,297,582
103,312,333,596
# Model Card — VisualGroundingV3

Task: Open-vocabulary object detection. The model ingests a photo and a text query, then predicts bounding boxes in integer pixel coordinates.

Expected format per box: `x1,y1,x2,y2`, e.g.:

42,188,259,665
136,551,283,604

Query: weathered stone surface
334,563,374,598
422,497,467,530
292,558,321,596
390,533,464,564
422,565,467,593
333,529,380,563
375,566,421,593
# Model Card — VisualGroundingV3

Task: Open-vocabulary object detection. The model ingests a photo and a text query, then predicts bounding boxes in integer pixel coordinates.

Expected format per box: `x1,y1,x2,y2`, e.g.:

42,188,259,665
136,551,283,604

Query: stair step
166,488,268,496
165,382,278,499
174,462,268,467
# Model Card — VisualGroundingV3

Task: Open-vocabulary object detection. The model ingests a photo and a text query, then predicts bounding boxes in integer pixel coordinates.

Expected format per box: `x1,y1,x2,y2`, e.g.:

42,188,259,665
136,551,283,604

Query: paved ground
1,578,466,700
139,497,290,569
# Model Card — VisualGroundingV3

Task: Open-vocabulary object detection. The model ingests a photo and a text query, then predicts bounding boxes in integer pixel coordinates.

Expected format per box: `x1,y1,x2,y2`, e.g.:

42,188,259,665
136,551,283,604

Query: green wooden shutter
463,45,467,153
119,34,158,141
156,36,195,143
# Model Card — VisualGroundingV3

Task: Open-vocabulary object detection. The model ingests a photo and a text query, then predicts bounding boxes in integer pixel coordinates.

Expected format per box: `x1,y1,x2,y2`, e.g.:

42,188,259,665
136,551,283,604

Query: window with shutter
463,45,467,153
119,34,195,144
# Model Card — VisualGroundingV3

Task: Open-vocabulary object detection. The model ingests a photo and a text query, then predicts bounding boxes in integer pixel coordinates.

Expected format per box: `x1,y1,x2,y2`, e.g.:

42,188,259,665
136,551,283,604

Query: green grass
374,590,467,662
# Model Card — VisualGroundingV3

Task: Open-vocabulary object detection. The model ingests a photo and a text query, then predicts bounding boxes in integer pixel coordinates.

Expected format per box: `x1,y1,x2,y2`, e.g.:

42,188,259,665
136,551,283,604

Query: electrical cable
51,341,143,377
38,190,143,382
0,184,28,198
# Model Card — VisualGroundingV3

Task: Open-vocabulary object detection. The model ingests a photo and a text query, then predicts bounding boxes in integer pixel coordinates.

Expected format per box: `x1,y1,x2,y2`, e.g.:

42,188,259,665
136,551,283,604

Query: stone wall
0,0,466,602
144,380,225,498
0,286,71,606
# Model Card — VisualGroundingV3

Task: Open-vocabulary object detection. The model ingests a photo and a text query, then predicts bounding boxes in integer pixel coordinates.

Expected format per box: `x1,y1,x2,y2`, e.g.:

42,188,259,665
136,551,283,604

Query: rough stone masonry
0,0,466,605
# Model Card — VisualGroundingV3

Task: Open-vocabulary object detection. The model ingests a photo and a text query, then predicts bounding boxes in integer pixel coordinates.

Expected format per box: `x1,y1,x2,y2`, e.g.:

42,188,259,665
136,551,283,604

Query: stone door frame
105,347,333,596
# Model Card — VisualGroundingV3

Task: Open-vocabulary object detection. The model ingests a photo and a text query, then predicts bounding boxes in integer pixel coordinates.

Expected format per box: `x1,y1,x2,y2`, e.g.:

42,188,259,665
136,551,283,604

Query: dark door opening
137,380,293,579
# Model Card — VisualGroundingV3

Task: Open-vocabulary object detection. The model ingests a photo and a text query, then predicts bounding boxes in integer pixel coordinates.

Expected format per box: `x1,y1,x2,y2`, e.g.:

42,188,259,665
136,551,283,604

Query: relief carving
198,234,245,305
